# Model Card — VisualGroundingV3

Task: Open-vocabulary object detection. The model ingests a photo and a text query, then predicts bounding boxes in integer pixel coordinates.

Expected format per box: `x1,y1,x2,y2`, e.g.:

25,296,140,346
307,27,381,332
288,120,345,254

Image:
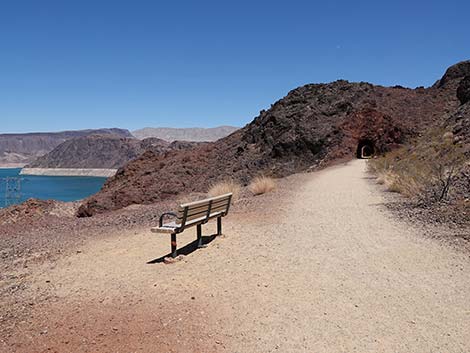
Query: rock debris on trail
2,160,470,353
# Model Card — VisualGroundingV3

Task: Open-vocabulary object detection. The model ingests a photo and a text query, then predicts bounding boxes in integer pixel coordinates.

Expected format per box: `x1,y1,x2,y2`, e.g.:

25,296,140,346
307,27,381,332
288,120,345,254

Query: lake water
0,168,107,208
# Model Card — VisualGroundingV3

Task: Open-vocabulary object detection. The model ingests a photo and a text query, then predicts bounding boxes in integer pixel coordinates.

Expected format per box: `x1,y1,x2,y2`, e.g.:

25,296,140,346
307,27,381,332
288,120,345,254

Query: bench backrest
176,193,233,228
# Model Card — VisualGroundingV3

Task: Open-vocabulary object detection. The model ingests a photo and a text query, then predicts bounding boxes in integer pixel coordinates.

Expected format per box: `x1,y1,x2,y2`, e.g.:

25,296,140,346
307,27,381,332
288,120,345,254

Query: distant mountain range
25,134,202,170
0,128,132,167
0,126,238,168
132,126,239,142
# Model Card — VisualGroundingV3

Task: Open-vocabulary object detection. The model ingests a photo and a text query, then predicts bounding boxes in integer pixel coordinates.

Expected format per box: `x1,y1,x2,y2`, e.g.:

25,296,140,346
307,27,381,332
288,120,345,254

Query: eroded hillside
0,128,132,166
27,135,202,169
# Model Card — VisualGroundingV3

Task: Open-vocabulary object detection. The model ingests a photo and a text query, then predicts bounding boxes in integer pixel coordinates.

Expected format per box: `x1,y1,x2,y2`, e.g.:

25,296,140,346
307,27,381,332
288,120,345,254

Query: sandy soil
2,160,470,352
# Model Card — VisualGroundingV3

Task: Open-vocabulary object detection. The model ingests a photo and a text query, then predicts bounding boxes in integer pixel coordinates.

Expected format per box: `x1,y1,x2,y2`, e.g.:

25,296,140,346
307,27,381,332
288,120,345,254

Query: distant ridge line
132,125,239,142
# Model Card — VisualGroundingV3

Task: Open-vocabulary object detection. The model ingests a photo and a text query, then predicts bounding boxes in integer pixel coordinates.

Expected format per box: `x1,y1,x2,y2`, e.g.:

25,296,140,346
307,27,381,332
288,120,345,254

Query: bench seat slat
179,193,232,208
178,203,229,222
152,211,226,234
178,197,230,214
175,195,231,225
178,198,230,216
182,211,224,228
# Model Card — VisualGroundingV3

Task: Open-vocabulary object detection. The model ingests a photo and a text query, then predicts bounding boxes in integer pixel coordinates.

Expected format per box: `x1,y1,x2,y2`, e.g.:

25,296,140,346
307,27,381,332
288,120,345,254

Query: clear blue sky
0,0,469,133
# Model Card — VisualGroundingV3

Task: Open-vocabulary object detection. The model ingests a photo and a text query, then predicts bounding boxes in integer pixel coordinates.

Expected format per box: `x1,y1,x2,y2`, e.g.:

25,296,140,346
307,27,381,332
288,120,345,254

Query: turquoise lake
0,168,107,208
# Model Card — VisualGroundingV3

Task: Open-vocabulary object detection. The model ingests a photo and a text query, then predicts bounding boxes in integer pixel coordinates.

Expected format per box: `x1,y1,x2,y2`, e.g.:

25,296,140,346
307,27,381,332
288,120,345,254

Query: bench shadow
146,233,219,264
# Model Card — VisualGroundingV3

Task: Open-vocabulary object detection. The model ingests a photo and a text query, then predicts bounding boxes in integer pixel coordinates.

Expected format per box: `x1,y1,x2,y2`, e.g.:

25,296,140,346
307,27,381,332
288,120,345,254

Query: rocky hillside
0,128,132,167
132,126,239,142
77,61,469,217
446,65,470,204
27,134,202,169
447,63,470,147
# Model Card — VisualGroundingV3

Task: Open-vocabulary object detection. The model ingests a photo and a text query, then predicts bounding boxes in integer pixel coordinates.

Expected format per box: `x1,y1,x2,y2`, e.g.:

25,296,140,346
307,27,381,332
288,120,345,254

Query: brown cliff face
77,62,469,217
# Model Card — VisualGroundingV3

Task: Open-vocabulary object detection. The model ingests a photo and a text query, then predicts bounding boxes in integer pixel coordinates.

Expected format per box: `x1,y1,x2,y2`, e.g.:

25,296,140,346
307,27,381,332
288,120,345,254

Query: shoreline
20,168,117,177
0,163,26,169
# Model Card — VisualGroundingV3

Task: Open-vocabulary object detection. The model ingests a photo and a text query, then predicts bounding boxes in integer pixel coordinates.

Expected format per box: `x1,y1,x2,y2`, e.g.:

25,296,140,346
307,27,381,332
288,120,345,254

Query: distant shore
20,168,117,177
0,163,26,168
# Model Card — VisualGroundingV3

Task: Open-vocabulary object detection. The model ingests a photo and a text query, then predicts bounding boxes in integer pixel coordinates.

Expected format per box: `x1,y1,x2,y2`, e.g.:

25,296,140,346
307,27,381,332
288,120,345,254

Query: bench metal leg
171,233,177,258
197,224,203,248
217,217,222,236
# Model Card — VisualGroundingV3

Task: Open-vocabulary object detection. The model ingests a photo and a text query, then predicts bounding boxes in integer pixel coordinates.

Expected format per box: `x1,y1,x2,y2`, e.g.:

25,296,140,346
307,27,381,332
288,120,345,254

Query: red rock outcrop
325,109,406,162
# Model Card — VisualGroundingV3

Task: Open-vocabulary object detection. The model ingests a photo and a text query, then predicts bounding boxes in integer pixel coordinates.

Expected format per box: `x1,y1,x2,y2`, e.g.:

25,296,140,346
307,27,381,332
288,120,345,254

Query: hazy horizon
0,125,241,135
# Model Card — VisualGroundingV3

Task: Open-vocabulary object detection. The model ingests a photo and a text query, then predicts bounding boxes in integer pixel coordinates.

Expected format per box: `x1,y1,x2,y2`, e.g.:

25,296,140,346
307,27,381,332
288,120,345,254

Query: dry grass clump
249,176,277,195
381,170,425,197
368,129,466,202
208,179,241,201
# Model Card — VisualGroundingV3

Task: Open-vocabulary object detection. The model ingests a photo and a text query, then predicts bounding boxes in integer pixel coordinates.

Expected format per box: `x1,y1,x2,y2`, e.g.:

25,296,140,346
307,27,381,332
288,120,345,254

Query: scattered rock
163,255,185,264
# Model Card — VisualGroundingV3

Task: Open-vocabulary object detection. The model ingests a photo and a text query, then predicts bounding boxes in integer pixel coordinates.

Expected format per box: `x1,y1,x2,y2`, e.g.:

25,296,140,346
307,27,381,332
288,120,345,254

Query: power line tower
4,176,22,207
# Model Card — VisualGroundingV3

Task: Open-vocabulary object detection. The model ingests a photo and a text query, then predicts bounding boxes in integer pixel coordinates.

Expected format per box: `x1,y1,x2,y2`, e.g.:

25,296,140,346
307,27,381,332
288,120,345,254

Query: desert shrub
368,129,467,202
375,172,386,185
208,179,241,201
249,176,277,195
380,171,403,193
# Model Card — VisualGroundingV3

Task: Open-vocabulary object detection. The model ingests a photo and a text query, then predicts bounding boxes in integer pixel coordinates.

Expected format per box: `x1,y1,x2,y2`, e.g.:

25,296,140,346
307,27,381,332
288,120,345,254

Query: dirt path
3,160,470,352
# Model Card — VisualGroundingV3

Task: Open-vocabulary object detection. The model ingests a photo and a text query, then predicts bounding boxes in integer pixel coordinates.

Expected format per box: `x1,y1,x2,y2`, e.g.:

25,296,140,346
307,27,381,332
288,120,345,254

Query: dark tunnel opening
356,139,375,159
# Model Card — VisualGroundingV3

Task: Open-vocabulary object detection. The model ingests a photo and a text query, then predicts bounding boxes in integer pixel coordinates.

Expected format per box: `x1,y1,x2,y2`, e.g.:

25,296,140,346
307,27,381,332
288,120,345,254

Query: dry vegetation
368,129,467,203
208,179,241,201
249,176,277,196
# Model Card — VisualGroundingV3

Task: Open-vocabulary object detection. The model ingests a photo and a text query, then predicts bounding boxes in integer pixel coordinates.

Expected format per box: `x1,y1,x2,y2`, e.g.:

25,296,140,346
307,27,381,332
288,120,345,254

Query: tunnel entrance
356,139,375,159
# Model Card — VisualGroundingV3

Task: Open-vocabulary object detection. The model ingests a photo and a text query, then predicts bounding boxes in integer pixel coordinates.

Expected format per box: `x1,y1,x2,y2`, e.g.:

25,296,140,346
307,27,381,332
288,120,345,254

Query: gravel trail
3,160,469,352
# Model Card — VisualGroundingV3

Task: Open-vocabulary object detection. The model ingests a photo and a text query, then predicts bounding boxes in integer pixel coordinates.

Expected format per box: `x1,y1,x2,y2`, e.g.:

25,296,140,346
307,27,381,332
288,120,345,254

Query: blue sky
0,0,469,133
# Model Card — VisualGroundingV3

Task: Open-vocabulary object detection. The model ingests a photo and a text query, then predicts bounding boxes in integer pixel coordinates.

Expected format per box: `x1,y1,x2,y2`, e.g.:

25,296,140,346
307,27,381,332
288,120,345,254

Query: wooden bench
151,193,233,258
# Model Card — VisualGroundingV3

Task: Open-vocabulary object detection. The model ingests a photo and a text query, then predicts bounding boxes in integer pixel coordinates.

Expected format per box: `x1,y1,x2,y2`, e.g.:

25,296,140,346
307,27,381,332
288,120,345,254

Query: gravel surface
1,160,470,352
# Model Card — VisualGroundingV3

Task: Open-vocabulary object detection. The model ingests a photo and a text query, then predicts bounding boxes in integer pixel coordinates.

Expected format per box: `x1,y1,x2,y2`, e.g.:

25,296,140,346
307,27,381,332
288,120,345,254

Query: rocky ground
371,181,470,252
1,160,469,352
0,197,175,333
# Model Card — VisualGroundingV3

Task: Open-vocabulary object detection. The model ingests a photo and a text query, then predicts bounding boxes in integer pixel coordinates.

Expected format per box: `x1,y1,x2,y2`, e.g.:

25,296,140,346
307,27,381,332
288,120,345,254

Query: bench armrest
159,212,178,227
